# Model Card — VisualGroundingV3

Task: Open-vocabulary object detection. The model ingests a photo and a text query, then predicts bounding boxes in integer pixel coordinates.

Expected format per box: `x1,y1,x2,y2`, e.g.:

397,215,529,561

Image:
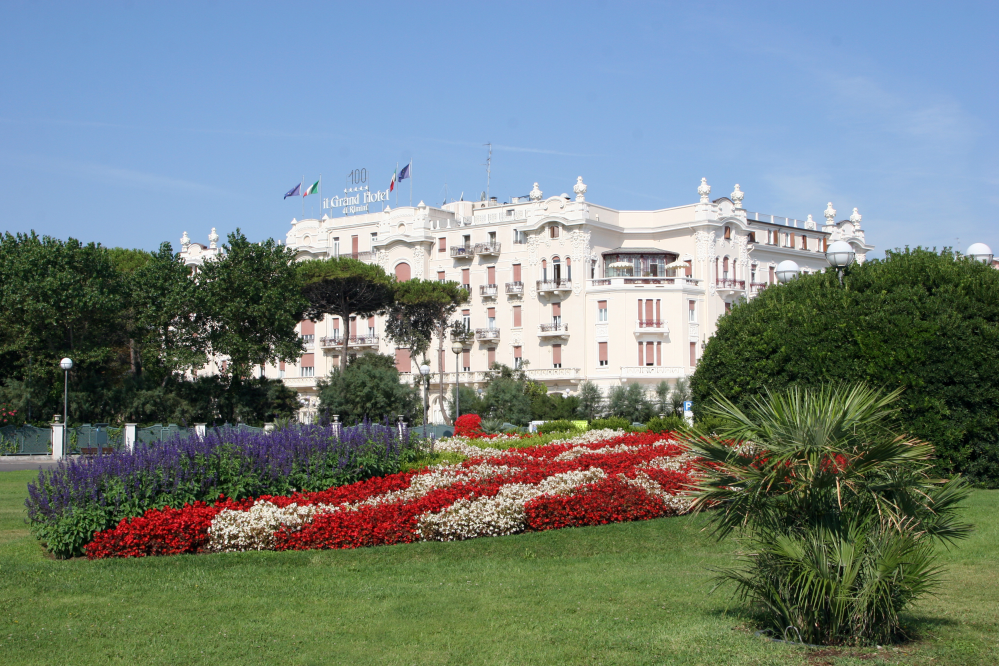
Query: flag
398,163,411,181
303,180,319,197
283,183,301,199
389,169,396,192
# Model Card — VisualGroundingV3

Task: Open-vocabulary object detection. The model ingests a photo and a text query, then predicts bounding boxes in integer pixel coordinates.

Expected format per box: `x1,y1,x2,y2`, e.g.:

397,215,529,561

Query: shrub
683,384,971,646
646,415,686,434
26,422,419,558
317,354,420,424
454,414,484,437
535,419,579,435
691,248,999,486
589,417,629,431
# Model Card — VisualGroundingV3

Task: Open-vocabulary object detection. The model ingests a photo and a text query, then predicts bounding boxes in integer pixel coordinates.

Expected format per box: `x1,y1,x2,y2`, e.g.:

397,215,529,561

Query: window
300,353,315,377
301,366,315,377
462,309,470,333
690,342,697,366
801,235,808,250
370,232,377,250
279,361,285,379
301,320,315,345
769,266,775,284
513,305,522,328
488,231,496,243
645,341,655,366
750,264,757,283
505,209,514,218
748,232,756,243
598,341,608,366
488,347,496,367
367,316,375,337
688,300,696,322
462,268,470,287
549,225,560,239
552,343,562,368
394,262,411,281
725,302,732,314
512,263,522,282
724,225,731,240
513,229,527,244
462,234,471,248
395,348,411,373
566,257,571,281
462,348,470,373
351,235,359,257
438,237,446,253
722,257,729,280
684,260,692,277
514,346,523,369
487,307,496,329
597,300,608,322
487,265,496,285
552,302,561,327
552,257,561,282
332,237,340,258
437,270,446,283
541,259,547,282
590,259,597,279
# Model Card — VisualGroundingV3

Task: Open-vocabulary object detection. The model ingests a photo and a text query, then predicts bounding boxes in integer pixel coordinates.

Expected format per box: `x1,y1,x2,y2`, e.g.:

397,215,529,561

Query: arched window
723,226,731,240
394,262,411,281
541,259,548,282
722,257,730,280
552,256,561,282
565,257,571,281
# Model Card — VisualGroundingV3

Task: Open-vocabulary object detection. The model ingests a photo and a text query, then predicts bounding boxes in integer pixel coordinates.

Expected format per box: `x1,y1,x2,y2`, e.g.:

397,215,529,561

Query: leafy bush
26,422,420,558
317,354,421,424
607,384,655,423
535,419,580,435
454,414,484,437
589,417,630,431
683,384,971,646
646,415,686,434
693,416,727,435
691,248,999,486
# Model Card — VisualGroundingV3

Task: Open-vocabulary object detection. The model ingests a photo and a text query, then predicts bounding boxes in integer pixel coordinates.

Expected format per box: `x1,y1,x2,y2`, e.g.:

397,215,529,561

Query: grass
0,470,996,665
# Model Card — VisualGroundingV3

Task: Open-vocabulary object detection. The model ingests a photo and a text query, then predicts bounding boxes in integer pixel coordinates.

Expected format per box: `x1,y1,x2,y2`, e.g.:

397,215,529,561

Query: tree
653,380,670,415
384,279,469,423
691,248,999,486
200,230,307,383
576,381,604,421
607,383,653,423
668,377,691,417
298,257,395,371
684,384,971,645
316,353,420,424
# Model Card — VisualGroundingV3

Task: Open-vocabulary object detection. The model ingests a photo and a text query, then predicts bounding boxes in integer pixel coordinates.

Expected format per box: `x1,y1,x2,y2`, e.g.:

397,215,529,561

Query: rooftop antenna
483,142,492,201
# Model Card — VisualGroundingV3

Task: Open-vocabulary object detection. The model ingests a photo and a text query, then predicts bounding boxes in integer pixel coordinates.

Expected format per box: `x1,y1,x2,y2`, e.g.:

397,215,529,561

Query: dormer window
723,226,731,240
549,225,560,239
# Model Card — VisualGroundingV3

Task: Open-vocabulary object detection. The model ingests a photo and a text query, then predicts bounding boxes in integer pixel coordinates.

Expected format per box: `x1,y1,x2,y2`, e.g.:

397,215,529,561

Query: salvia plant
682,384,971,646
26,422,420,558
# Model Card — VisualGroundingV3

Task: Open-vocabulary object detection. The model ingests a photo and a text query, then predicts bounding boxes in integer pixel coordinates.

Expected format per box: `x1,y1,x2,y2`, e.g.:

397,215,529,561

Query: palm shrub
682,384,970,646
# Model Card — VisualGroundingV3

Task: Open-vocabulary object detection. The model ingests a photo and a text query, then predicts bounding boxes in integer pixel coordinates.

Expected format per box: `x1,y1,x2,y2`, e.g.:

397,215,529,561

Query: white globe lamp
825,240,856,269
775,260,800,284
966,243,993,264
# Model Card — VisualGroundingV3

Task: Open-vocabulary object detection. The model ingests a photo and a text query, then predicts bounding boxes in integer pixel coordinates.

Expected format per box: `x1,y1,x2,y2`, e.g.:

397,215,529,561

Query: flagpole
409,159,413,207
319,173,322,220
301,176,305,219
395,162,398,207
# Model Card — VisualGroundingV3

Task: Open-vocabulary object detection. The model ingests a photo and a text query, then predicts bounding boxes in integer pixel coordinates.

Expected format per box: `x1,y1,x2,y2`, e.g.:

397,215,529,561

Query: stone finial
698,178,711,203
530,182,543,201
824,202,837,225
805,214,817,230
849,207,862,228
573,176,587,202
180,231,190,250
730,184,744,208
208,227,219,249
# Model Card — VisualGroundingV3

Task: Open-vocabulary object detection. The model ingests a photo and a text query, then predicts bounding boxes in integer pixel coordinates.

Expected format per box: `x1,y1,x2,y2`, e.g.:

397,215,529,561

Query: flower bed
86,429,697,559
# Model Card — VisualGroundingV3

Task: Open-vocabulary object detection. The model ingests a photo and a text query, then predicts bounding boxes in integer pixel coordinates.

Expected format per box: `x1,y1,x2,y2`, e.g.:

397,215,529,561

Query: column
194,423,207,439
51,422,65,461
124,423,137,452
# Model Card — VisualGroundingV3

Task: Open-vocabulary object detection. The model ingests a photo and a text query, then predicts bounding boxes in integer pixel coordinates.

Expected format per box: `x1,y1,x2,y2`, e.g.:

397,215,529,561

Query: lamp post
59,358,72,452
451,339,464,422
825,240,856,284
966,243,994,265
419,363,431,438
775,260,800,284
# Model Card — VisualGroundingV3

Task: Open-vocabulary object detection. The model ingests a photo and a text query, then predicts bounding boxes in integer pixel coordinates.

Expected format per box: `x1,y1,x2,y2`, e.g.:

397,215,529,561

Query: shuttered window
395,348,411,373
552,344,562,368
598,341,608,366
512,263,521,282
513,305,522,327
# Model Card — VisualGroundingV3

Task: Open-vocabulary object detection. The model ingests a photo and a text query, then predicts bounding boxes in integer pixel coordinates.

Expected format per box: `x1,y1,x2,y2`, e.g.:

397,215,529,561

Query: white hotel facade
180,177,872,423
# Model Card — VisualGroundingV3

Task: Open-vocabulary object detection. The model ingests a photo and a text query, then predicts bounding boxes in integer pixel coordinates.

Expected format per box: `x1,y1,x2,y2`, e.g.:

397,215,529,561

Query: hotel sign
323,167,390,216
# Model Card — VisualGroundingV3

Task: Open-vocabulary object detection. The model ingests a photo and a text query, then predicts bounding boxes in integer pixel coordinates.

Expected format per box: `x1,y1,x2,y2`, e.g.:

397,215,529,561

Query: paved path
1,456,81,472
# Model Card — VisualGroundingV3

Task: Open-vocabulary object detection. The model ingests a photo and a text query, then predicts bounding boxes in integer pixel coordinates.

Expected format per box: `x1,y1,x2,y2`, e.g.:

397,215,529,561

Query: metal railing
718,279,745,289
536,279,572,292
474,242,501,255
636,319,665,328
505,281,524,294
319,334,380,347
474,327,500,340
479,284,498,297
450,245,475,258
538,322,569,334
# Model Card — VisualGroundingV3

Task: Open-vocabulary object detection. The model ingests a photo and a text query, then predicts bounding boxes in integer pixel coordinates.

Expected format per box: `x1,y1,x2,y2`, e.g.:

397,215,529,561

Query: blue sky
1,1,996,257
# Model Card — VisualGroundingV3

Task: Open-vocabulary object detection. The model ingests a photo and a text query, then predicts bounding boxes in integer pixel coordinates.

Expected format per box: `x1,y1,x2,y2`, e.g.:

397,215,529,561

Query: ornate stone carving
595,324,608,340
850,208,862,228
734,233,749,271
376,249,391,269
698,178,711,203
805,214,817,230
573,176,587,202
824,202,837,225
180,231,190,251
730,184,744,208
208,228,219,249
412,246,425,280
527,234,542,266
530,182,543,201
568,229,591,295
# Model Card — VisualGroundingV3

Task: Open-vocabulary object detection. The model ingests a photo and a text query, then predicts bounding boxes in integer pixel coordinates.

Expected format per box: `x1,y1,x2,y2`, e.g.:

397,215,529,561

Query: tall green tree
298,257,395,371
691,248,999,485
316,353,420,424
576,381,604,421
383,279,469,423
200,230,306,384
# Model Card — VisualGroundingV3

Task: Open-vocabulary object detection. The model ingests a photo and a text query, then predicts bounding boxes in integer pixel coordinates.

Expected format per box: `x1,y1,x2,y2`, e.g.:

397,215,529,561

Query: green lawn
0,470,996,665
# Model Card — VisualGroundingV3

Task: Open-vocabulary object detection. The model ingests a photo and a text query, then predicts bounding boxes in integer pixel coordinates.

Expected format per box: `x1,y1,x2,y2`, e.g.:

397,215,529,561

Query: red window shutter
552,344,561,365
487,307,495,318
769,266,775,284
552,302,561,316
598,299,607,309
655,299,661,322
349,317,357,337
395,348,411,373
513,306,522,327
438,237,446,252
684,260,692,277
439,349,446,372
351,235,359,254
656,341,661,366
437,270,445,281
598,342,608,362
487,266,496,283
488,347,496,366
790,233,795,248
332,317,340,330
638,343,644,366
395,263,411,281
367,316,375,328
462,348,470,369
462,309,470,316
300,353,315,367
279,361,285,371
462,268,469,285
301,320,315,335
513,263,521,282
645,300,653,321
514,346,522,359
690,342,696,366
646,341,654,365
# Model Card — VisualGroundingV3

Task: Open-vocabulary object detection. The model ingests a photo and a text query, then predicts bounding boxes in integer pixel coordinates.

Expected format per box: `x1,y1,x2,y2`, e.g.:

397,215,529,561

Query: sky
1,1,996,258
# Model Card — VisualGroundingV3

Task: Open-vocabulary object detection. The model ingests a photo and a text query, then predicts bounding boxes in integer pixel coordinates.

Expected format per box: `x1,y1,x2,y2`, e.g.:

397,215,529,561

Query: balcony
474,327,500,341
717,278,745,290
749,282,769,294
587,277,701,289
474,242,501,256
525,367,581,382
479,284,498,298
505,281,524,295
283,376,318,388
536,279,572,295
450,245,475,259
635,319,669,335
319,334,380,350
538,322,569,338
620,366,687,379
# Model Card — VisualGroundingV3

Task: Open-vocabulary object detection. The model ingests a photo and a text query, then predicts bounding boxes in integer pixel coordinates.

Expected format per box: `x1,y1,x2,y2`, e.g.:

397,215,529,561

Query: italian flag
389,169,396,192
303,180,319,197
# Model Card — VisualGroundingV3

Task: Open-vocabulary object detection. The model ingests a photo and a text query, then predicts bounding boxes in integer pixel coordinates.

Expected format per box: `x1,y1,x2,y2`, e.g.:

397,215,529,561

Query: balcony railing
536,279,572,293
749,282,769,292
636,320,665,328
718,279,746,290
450,245,475,259
538,322,569,336
588,277,701,287
505,281,524,295
479,284,498,297
474,327,500,341
319,334,380,348
474,242,501,255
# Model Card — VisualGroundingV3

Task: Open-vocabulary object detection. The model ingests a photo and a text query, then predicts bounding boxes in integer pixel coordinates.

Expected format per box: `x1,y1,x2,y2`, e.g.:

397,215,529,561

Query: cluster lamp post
419,363,431,438
966,243,994,265
451,339,464,422
825,240,856,284
59,357,72,452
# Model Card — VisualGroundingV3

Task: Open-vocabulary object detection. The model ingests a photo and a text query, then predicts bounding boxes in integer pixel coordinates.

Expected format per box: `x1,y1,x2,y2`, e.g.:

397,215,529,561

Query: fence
71,424,124,455
0,425,51,455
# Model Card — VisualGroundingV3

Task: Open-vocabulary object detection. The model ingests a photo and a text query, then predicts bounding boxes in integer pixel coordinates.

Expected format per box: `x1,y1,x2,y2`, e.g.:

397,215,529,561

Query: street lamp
825,240,856,285
967,242,994,264
451,339,465,422
59,358,72,452
775,260,800,284
419,363,431,438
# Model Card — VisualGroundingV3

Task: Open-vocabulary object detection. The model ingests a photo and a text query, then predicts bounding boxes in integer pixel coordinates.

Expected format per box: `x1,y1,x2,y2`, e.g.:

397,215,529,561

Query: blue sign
683,401,693,412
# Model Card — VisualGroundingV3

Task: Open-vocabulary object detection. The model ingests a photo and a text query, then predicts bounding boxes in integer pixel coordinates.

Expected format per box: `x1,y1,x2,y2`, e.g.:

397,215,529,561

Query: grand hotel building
180,177,873,423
